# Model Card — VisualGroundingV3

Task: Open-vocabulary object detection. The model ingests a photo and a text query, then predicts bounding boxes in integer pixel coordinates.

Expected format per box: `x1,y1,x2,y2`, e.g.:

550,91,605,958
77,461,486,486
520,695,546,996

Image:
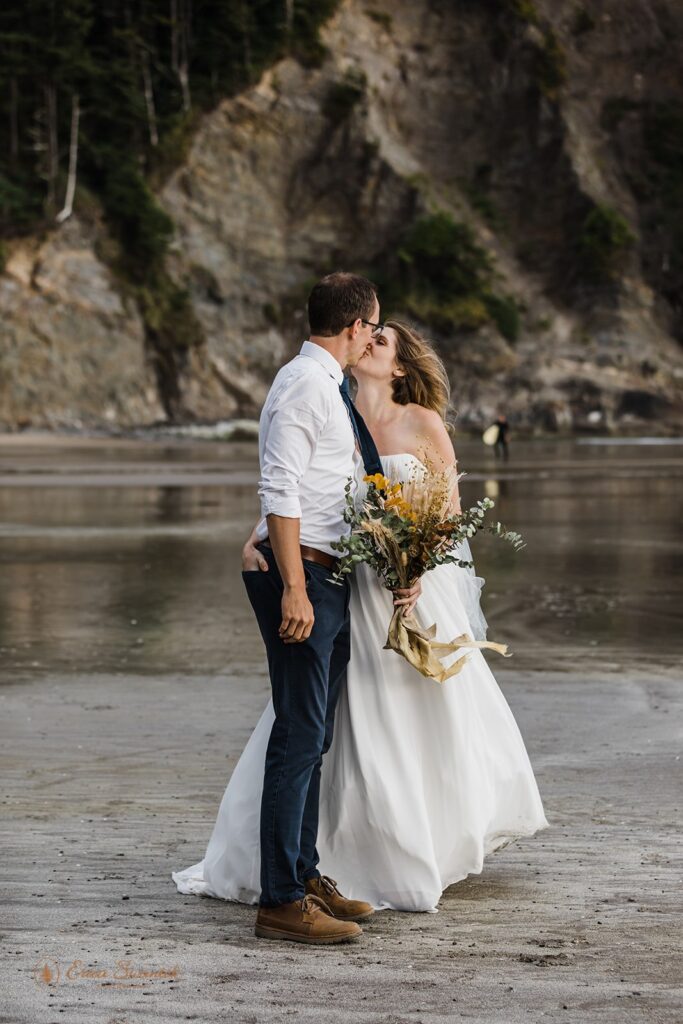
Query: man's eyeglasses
346,318,385,337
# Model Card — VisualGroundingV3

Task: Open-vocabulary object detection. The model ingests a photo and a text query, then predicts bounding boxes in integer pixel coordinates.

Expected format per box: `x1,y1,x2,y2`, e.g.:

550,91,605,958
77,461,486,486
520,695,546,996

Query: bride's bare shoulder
402,403,447,432
402,403,455,462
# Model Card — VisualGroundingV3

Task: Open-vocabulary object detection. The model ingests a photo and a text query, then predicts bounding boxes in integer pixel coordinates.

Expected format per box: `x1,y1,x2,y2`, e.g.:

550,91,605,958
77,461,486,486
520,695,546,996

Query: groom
242,272,419,944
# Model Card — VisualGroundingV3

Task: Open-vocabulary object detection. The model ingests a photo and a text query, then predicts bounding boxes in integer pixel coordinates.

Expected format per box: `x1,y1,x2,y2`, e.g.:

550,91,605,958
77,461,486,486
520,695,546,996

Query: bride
173,319,548,913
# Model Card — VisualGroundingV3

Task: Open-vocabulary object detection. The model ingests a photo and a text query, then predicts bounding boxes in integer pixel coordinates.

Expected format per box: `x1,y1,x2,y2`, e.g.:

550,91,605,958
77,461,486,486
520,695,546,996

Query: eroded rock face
1,0,682,433
159,53,418,421
0,218,163,430
158,0,683,433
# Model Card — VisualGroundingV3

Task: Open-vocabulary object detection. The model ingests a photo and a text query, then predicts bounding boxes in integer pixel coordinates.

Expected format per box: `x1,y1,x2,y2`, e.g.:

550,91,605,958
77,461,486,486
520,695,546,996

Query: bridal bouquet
330,456,524,684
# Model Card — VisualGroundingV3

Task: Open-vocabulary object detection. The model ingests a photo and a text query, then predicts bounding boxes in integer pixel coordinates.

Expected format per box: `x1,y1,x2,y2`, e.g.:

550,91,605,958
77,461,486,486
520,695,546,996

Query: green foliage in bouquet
329,461,522,683
330,466,524,590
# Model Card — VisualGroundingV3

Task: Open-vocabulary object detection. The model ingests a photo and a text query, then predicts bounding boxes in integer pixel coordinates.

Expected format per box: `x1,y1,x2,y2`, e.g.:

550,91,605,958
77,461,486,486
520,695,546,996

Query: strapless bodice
354,452,426,502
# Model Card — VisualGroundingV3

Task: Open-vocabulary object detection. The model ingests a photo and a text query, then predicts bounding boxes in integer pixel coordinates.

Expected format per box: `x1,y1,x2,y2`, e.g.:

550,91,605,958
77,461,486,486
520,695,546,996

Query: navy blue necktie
339,376,383,478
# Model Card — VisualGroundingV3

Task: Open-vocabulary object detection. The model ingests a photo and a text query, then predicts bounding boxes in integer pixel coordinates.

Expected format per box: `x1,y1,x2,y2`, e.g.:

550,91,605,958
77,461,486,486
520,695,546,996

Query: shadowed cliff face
2,0,682,433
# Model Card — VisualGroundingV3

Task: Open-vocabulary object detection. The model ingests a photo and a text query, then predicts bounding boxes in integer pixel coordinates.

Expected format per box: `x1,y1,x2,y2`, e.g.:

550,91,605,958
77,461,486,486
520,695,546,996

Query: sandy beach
2,435,682,1023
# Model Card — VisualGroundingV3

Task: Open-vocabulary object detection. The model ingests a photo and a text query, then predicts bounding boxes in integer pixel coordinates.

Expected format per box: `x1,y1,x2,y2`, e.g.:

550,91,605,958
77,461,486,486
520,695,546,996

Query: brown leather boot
305,875,375,922
254,894,362,944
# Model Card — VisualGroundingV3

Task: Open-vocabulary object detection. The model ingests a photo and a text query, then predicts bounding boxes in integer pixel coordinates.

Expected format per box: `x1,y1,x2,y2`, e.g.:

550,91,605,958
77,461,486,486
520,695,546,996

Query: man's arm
258,390,326,643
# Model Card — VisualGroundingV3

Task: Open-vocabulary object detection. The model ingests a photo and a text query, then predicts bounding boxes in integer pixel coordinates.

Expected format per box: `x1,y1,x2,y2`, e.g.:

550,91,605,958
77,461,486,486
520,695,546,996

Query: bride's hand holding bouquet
331,451,524,683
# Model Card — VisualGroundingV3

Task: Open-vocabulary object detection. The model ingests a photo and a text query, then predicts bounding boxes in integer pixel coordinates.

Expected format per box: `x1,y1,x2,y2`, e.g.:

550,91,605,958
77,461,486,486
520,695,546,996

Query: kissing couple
173,272,548,943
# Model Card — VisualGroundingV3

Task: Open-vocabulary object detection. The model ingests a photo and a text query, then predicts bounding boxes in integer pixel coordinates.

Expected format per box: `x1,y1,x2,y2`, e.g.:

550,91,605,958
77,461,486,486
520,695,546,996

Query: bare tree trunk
178,0,191,111
285,0,294,36
178,58,191,112
140,49,159,146
171,0,191,111
56,94,80,224
9,77,19,164
45,82,58,210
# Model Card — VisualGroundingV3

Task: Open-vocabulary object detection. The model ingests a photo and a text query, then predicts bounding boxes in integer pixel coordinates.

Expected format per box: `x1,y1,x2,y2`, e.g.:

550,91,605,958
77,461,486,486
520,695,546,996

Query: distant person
493,414,509,461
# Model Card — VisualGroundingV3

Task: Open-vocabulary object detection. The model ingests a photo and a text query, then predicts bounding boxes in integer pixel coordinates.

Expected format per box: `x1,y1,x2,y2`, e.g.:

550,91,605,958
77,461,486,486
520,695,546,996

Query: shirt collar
299,340,344,386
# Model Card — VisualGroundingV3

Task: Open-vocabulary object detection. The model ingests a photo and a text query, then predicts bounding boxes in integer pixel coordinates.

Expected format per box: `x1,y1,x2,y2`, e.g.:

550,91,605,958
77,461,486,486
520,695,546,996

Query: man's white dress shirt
254,340,362,557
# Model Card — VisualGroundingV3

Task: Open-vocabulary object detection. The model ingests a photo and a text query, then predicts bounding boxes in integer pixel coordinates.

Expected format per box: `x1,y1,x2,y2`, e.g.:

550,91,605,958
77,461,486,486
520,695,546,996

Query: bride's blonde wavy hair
386,319,454,431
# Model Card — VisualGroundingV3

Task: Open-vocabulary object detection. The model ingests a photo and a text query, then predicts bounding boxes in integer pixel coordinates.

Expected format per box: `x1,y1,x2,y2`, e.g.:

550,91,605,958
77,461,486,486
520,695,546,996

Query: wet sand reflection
0,436,681,678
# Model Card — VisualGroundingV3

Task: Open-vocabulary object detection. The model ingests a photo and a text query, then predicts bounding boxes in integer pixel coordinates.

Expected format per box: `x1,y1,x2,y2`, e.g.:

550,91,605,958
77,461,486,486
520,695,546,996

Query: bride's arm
388,409,461,617
412,408,461,515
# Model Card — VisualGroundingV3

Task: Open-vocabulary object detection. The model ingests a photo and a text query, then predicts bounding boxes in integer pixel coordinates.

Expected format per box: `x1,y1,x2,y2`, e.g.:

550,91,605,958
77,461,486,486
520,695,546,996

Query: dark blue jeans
241,542,351,908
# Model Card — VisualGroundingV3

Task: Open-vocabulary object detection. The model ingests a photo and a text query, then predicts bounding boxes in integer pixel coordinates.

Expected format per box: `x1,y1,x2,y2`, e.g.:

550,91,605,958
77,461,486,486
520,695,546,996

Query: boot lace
301,894,327,914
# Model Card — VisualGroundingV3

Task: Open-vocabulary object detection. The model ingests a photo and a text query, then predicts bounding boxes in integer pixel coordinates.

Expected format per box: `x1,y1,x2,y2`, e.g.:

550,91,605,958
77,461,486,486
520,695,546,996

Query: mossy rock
577,204,636,281
374,209,521,343
403,293,491,333
323,68,368,122
535,27,566,100
483,292,520,342
137,273,203,354
398,212,493,300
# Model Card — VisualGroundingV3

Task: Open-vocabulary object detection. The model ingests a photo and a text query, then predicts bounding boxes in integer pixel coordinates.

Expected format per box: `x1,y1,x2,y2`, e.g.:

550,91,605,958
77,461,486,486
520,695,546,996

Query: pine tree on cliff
0,0,336,244
0,0,91,223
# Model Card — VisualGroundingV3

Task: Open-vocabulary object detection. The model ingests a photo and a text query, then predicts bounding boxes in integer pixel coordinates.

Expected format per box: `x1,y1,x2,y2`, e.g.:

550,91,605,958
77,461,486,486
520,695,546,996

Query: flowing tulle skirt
172,544,548,912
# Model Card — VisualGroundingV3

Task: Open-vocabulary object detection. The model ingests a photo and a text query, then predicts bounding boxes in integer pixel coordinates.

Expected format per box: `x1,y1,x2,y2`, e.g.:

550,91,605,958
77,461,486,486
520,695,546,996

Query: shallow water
0,434,681,678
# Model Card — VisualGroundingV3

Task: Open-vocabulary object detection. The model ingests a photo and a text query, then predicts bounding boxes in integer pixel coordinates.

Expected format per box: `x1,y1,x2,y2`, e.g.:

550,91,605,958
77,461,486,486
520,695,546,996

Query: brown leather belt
261,539,340,572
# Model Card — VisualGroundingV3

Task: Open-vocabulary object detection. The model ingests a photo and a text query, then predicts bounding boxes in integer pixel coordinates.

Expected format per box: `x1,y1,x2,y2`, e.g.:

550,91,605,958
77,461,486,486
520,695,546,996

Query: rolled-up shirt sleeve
258,398,326,520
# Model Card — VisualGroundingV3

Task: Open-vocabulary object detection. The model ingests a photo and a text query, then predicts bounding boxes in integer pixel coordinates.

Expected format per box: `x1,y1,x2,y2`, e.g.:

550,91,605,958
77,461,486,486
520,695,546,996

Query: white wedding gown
172,454,549,912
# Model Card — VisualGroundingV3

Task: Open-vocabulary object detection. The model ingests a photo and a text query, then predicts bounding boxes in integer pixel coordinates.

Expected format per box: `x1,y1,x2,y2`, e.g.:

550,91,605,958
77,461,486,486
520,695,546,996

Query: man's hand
242,533,269,572
392,577,422,617
264,514,315,642
280,584,315,643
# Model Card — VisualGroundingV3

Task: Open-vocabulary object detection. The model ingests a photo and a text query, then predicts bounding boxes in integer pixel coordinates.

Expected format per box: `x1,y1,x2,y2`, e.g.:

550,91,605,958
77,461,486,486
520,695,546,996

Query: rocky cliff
2,0,682,434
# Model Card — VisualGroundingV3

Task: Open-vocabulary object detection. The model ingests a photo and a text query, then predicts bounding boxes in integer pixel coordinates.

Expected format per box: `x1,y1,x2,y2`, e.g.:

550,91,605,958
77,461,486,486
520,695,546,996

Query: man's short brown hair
307,272,377,337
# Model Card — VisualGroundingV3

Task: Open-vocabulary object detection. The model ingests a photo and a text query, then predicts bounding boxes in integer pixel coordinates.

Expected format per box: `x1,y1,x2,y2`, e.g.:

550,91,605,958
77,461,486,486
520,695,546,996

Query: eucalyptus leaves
330,464,524,591
329,457,524,683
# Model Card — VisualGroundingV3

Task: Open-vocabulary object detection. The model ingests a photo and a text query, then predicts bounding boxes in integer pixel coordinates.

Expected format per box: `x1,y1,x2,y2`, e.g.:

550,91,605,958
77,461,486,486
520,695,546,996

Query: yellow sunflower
363,473,390,490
